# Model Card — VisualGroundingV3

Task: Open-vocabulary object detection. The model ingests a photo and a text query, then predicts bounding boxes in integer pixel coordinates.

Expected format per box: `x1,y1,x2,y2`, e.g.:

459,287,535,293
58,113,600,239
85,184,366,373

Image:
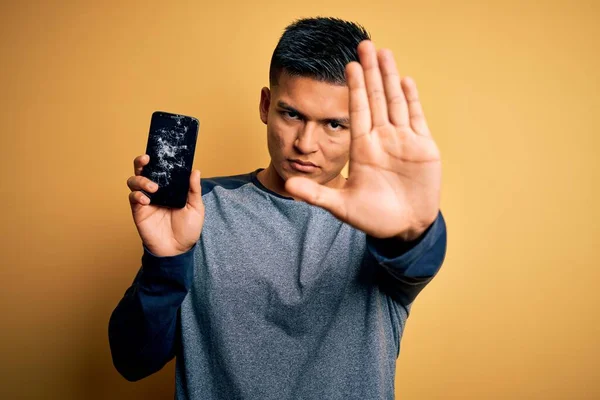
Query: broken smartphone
140,111,199,209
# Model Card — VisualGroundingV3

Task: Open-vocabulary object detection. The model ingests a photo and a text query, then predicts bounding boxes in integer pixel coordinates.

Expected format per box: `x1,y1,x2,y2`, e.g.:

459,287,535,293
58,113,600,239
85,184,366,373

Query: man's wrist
394,227,426,242
143,243,196,258
392,212,439,242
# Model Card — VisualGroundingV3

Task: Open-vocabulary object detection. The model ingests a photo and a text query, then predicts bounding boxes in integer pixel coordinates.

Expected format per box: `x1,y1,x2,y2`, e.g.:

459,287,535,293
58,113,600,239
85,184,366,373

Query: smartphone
140,111,199,209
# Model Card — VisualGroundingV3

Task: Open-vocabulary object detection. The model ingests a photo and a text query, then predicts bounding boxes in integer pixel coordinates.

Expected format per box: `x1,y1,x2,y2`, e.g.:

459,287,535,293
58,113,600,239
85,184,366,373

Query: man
110,16,447,399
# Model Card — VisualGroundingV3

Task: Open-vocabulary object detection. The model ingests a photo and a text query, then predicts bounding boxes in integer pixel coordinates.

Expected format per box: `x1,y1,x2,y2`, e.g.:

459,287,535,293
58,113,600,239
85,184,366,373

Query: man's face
259,71,350,187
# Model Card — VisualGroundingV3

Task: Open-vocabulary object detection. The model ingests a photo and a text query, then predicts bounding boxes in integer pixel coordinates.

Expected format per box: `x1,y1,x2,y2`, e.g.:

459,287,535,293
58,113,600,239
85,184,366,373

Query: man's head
258,17,371,196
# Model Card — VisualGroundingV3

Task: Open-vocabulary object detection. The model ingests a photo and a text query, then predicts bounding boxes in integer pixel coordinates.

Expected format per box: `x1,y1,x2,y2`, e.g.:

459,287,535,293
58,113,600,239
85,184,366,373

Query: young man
111,17,447,399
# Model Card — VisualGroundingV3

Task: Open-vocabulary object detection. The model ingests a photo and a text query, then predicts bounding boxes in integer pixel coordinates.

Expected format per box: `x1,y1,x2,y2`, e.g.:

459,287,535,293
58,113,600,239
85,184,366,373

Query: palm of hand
134,205,204,256
342,123,441,238
286,40,442,239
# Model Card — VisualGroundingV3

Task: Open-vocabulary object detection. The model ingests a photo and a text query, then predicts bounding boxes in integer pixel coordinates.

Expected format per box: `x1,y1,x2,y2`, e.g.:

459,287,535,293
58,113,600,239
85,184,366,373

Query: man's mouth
289,159,319,172
289,159,317,167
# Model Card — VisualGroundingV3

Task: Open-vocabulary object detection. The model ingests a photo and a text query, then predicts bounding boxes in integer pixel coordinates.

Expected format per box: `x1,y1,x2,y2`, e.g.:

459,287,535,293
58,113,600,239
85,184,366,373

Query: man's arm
285,42,444,269
365,210,447,307
108,243,196,381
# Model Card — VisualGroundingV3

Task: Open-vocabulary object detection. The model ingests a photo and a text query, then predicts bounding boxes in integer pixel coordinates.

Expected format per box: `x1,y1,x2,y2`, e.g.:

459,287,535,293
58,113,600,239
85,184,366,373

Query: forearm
108,243,196,381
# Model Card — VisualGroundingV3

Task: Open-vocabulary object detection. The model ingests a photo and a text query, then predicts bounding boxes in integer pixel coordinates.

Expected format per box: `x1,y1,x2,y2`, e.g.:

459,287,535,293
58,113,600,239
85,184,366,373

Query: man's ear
259,87,271,125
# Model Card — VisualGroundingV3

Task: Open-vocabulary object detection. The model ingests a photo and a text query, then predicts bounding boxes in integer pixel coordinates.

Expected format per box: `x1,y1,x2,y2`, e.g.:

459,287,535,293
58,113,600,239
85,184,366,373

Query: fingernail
149,183,157,190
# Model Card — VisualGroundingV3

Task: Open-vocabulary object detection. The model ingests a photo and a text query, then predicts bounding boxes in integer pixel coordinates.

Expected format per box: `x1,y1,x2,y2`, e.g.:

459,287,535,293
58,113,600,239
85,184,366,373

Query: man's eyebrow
277,101,350,125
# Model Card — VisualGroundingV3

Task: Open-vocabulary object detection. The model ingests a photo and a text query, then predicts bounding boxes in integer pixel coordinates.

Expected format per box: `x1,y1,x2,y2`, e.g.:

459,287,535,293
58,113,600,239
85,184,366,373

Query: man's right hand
127,154,205,257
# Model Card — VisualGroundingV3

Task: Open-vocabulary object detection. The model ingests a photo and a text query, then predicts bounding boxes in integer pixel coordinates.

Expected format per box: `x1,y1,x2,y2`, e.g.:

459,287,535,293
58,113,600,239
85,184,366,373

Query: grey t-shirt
109,168,448,400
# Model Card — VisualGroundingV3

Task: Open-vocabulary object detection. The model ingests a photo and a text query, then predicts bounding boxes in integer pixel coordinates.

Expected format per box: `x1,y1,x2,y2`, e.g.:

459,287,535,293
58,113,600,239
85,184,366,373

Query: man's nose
294,122,319,154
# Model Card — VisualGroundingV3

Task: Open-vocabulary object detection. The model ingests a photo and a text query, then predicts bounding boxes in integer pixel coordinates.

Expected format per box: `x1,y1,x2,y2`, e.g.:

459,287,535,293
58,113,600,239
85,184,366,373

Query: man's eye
283,111,299,119
328,121,345,130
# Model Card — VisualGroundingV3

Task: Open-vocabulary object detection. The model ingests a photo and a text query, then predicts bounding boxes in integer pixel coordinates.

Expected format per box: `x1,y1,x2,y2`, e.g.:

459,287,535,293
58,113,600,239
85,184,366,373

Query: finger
401,76,431,136
378,49,409,128
285,177,346,219
134,154,149,176
186,170,203,211
129,190,150,206
346,62,370,140
357,40,388,128
127,175,158,192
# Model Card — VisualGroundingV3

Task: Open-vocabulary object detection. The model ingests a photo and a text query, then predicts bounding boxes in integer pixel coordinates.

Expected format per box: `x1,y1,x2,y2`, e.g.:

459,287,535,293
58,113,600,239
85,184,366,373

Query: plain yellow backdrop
0,0,598,399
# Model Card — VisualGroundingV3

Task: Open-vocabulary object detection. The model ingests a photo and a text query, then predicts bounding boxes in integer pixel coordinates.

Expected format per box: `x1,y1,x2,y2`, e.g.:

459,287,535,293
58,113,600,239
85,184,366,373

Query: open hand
285,40,441,240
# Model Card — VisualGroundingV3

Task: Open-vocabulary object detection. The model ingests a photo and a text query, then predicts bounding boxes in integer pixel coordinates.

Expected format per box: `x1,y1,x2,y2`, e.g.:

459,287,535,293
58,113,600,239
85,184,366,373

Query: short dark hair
269,17,371,87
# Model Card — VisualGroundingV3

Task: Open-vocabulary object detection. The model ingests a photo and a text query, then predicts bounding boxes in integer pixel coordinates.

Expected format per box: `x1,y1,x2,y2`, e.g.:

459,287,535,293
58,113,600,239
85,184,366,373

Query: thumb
187,169,203,210
285,177,345,218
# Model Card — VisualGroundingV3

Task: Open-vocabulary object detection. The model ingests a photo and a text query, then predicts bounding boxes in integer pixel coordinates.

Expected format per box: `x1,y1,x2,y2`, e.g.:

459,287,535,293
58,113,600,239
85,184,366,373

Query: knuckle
407,94,420,103
369,89,385,102
388,94,406,105
146,179,157,190
130,176,143,190
350,103,369,114
312,188,321,203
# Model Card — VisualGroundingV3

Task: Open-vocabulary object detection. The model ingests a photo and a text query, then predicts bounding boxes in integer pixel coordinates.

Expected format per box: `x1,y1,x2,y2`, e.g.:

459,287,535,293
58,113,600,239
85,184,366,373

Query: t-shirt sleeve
365,210,447,307
108,243,196,381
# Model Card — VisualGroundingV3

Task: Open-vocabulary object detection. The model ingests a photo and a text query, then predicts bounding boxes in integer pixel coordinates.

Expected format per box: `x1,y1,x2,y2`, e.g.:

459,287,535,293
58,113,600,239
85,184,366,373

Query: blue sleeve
108,243,196,381
366,210,447,307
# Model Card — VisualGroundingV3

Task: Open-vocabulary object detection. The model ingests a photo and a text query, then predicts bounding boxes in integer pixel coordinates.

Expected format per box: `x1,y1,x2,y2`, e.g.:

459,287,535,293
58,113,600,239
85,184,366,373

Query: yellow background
1,0,598,398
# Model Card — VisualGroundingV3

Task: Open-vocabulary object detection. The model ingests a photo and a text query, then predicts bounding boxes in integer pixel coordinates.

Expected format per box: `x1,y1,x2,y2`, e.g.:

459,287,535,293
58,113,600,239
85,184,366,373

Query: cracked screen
141,111,199,209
